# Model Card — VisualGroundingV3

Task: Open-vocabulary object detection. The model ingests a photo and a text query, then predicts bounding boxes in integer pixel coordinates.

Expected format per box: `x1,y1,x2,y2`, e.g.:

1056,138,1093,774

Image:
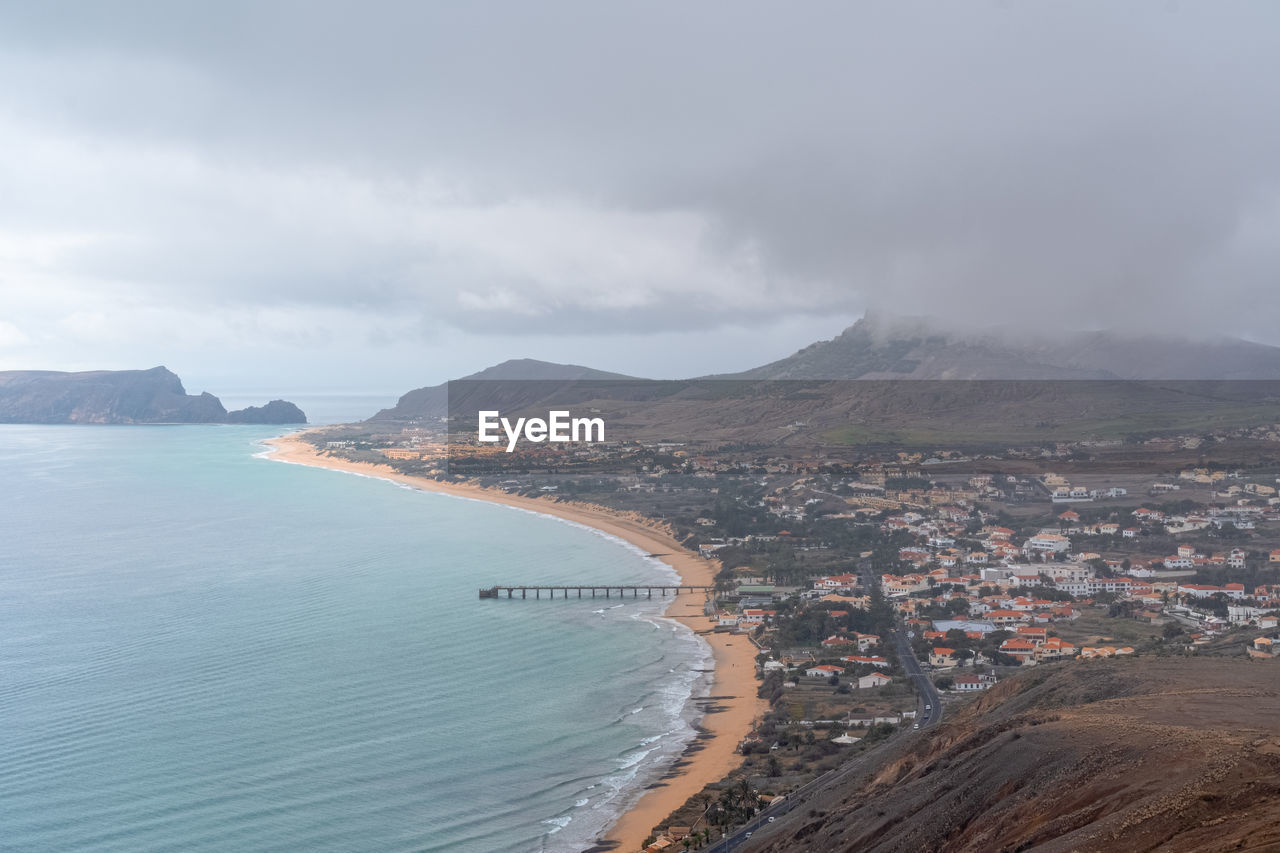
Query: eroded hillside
748,658,1280,853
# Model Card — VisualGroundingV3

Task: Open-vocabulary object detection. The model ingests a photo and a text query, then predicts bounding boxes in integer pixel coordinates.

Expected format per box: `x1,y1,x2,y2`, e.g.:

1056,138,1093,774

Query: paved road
704,564,943,851
892,618,942,728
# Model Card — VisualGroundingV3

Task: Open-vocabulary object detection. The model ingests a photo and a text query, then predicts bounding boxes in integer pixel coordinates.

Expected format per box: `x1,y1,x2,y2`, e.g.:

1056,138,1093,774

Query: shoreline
262,432,765,852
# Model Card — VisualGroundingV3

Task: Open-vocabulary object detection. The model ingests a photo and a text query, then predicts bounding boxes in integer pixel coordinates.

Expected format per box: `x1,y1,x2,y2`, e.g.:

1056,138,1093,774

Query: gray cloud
1,1,1279,387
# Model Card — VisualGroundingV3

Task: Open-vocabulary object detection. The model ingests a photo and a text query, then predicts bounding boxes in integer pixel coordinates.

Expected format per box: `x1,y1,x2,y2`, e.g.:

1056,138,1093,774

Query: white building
1026,533,1070,553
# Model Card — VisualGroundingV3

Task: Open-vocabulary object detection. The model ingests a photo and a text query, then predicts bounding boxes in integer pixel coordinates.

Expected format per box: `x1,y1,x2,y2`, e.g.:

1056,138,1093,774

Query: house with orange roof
999,637,1038,664
1036,637,1077,661
805,664,845,678
987,609,1033,626
898,547,932,565
928,647,957,667
853,632,881,651
1249,636,1279,659
736,609,777,628
1049,604,1077,619
1026,533,1071,554
857,672,893,689
882,573,931,596
1178,583,1247,601
815,573,859,590
952,673,997,691
1015,625,1048,641
841,655,890,669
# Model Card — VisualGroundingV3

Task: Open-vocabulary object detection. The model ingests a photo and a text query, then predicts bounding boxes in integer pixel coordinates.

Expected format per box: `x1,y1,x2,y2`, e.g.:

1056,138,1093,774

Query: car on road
913,722,920,729
925,704,932,711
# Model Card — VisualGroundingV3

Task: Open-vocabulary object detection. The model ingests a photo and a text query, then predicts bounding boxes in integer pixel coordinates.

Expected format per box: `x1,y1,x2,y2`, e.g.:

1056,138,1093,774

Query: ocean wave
542,815,572,833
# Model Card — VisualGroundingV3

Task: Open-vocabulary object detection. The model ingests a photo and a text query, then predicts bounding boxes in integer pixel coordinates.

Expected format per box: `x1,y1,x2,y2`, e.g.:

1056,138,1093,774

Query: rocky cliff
0,367,306,424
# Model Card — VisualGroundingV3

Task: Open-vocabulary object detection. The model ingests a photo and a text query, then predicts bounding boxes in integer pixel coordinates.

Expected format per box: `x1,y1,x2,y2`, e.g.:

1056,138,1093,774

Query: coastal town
304,417,1280,850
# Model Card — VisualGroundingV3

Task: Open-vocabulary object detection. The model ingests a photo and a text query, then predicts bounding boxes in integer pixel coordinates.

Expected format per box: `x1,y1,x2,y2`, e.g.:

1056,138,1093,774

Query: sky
1,2,1279,394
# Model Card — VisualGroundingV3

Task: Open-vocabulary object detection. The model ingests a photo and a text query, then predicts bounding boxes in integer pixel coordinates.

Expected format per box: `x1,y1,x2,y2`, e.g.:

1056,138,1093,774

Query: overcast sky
2,2,1278,394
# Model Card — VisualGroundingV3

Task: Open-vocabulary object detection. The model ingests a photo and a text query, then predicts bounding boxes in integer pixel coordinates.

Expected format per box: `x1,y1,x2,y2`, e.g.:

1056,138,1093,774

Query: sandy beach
263,432,765,851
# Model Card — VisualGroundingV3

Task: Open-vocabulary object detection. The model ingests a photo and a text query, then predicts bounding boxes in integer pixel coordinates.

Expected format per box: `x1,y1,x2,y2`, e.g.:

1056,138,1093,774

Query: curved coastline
261,432,765,852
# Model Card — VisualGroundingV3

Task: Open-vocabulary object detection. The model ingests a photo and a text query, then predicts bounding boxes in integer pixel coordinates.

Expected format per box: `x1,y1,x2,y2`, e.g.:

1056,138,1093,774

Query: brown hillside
747,658,1280,853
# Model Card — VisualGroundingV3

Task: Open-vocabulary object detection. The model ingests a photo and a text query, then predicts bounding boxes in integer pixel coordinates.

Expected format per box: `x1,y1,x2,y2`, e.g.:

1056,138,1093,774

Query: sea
0,395,713,852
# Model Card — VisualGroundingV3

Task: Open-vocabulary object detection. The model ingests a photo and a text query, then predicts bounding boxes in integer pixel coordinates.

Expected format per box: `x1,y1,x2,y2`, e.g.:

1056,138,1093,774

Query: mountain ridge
367,319,1280,426
712,315,1280,380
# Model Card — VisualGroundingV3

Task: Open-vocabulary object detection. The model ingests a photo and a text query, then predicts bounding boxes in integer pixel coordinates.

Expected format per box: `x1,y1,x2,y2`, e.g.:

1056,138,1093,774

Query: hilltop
368,358,640,423
719,315,1280,381
0,367,306,425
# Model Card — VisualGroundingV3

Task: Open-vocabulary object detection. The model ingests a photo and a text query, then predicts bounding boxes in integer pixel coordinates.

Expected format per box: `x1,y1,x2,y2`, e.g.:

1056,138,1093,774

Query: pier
479,584,713,599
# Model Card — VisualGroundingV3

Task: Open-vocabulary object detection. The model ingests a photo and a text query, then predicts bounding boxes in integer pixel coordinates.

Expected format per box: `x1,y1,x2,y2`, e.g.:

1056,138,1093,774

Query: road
703,564,943,851
892,617,942,727
859,561,941,728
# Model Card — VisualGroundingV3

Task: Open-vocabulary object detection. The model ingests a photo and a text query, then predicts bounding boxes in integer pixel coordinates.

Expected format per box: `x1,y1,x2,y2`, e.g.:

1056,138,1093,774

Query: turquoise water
0,425,711,852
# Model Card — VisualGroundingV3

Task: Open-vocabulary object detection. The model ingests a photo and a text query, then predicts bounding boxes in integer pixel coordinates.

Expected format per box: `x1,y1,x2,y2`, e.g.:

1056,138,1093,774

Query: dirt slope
748,658,1280,853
